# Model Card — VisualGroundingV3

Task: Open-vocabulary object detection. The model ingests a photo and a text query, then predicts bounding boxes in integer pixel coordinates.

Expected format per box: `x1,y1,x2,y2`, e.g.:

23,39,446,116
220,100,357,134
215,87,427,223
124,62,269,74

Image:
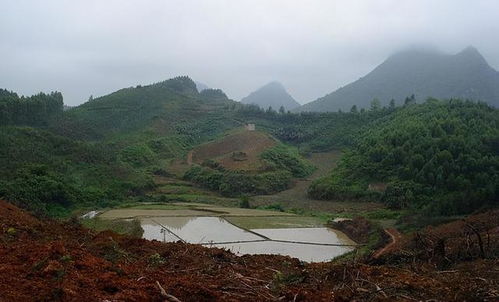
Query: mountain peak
297,46,499,112
264,81,284,88
155,76,198,95
456,46,487,63
459,45,480,55
241,81,300,110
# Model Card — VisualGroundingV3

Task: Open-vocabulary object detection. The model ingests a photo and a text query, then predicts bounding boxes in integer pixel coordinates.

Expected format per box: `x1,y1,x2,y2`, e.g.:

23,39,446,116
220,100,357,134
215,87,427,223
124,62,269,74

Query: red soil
191,130,276,171
0,200,497,301
372,228,403,259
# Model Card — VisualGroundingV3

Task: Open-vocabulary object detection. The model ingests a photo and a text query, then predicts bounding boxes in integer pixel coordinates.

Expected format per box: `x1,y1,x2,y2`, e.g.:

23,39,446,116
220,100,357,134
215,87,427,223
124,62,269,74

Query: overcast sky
1,0,499,105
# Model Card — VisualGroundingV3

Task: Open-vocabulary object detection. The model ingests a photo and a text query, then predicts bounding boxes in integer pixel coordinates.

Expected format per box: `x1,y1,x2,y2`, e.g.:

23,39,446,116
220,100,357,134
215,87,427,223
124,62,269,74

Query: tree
279,106,285,114
389,99,396,109
370,98,381,111
350,105,358,114
404,94,416,106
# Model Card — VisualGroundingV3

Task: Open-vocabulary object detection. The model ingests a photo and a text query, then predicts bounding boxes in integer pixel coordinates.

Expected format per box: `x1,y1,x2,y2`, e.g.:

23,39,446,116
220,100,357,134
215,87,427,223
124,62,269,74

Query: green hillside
0,77,326,216
59,76,235,139
1,76,497,218
0,89,63,127
0,127,153,216
309,99,499,215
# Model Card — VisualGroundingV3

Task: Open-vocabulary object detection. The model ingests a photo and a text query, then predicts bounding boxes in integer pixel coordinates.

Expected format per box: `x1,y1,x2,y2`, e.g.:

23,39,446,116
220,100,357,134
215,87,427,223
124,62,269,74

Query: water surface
139,216,355,262
252,227,355,245
212,241,353,262
142,216,263,244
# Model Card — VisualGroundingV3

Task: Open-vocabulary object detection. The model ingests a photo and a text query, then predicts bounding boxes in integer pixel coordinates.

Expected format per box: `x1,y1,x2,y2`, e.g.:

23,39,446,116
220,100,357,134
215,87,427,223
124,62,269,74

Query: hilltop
241,81,301,111
59,76,235,139
298,46,499,112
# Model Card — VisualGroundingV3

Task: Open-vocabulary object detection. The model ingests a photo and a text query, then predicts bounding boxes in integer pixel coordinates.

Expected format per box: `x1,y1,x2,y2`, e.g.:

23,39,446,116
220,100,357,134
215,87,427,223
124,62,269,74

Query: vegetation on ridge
0,76,497,218
309,99,499,215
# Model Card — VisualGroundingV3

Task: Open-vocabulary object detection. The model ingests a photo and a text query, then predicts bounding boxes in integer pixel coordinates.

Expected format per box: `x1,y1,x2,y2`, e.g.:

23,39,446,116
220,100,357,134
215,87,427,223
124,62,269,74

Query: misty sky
1,0,499,106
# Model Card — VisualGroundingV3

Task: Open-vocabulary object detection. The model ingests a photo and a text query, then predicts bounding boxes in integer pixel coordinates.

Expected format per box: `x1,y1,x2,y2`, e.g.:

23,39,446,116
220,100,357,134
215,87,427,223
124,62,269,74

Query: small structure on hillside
245,123,255,131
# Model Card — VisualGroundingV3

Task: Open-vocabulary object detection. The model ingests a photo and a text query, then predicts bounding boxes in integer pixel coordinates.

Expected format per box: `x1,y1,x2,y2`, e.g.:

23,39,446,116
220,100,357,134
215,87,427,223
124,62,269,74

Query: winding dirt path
373,228,402,259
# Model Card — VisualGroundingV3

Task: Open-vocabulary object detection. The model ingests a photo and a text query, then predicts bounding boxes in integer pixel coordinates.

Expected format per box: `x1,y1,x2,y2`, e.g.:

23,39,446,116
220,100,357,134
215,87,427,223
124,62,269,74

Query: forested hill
1,75,497,218
59,76,235,139
298,46,499,112
0,77,240,216
309,99,499,215
0,89,63,127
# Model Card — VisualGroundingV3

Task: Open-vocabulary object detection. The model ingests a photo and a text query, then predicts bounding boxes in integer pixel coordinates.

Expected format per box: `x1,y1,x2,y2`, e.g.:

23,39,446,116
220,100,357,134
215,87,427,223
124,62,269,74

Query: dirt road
373,228,402,259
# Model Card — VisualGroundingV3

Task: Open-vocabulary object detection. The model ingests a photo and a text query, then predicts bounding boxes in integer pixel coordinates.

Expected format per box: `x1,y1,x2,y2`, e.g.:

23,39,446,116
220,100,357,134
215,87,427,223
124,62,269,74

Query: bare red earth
373,228,403,259
191,130,276,171
0,200,497,301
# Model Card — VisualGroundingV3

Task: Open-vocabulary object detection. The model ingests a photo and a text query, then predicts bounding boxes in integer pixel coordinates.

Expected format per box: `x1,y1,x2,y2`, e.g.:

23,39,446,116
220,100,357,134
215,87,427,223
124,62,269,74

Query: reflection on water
141,221,181,242
142,216,262,244
212,241,353,262
251,228,356,245
140,216,355,262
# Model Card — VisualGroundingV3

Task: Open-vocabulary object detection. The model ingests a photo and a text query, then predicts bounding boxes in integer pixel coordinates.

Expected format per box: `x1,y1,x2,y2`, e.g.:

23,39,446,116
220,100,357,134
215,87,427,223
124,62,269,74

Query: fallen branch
156,281,182,302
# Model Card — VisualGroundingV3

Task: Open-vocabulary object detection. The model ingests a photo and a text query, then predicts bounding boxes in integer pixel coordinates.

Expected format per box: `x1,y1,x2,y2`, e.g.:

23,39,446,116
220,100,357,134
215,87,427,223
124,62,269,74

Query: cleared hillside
0,199,497,301
191,130,277,171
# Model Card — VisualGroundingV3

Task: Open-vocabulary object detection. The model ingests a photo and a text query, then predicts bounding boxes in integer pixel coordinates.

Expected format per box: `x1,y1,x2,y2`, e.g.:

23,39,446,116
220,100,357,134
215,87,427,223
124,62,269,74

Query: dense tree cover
235,103,392,152
184,165,293,196
0,127,154,216
58,77,235,140
309,99,499,215
0,80,399,216
260,145,315,177
0,89,63,127
199,89,229,102
2,77,497,218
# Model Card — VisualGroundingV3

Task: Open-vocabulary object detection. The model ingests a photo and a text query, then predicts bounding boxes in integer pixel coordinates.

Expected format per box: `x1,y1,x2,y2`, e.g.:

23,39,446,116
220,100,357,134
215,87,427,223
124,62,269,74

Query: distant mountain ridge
241,81,300,111
298,46,499,112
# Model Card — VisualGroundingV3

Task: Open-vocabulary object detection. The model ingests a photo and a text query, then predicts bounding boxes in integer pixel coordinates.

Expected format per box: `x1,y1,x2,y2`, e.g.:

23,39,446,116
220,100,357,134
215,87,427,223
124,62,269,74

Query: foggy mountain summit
195,81,210,92
297,46,499,112
241,81,300,111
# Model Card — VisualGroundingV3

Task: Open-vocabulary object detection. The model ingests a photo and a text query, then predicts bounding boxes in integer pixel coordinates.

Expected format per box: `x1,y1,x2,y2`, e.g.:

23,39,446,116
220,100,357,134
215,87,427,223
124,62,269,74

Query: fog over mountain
297,46,499,112
195,81,210,93
1,1,499,105
241,81,300,111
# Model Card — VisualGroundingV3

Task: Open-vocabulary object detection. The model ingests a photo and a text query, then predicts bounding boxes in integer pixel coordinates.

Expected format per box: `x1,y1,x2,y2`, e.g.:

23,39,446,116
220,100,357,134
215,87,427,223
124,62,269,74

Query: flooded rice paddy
142,217,262,244
101,204,356,262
